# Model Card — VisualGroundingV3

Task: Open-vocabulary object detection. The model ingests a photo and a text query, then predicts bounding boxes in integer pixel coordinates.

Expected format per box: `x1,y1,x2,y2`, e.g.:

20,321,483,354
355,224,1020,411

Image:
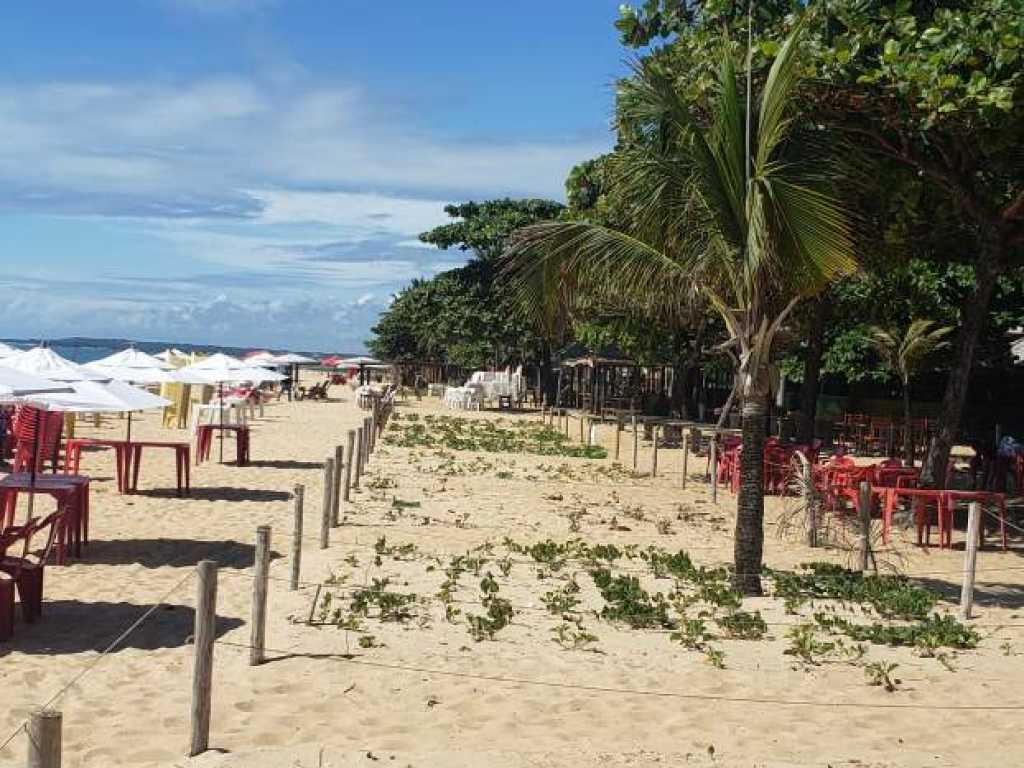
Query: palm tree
501,21,856,594
866,320,952,466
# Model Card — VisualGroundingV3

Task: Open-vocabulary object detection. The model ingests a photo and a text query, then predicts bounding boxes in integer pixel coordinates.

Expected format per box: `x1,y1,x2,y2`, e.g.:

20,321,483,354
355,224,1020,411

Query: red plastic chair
12,407,64,473
1,512,65,630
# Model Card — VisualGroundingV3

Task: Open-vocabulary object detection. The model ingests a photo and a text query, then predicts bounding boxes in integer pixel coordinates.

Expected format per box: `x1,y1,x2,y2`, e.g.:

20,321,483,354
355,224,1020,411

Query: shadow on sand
0,600,243,657
245,459,324,471
71,537,283,569
137,486,292,503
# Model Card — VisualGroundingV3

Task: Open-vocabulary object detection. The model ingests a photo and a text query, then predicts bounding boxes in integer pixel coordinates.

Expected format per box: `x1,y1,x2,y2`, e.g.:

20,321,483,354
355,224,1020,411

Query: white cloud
0,75,606,214
0,68,610,349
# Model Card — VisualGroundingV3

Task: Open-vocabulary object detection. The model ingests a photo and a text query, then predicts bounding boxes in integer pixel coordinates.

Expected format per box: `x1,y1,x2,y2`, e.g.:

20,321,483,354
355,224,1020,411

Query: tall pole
745,0,753,200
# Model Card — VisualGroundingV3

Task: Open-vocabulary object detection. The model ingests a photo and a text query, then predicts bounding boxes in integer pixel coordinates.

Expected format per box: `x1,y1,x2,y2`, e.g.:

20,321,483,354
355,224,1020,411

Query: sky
0,0,629,353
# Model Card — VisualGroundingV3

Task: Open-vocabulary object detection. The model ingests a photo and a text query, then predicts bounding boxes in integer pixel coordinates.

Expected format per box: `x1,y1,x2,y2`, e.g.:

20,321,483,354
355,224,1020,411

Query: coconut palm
866,320,952,466
501,21,856,595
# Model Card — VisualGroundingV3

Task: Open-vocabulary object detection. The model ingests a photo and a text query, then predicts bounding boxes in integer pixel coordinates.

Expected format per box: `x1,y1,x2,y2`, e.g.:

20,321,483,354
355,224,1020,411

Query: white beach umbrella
176,352,284,385
336,355,382,386
271,352,317,365
335,355,381,367
12,377,168,519
0,366,73,400
4,346,110,382
85,347,180,384
244,350,277,365
0,341,22,359
27,379,170,414
176,353,283,462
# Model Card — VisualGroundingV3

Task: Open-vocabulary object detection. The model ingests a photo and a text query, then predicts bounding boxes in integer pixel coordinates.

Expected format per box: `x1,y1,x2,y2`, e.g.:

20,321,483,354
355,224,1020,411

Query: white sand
1,386,1022,768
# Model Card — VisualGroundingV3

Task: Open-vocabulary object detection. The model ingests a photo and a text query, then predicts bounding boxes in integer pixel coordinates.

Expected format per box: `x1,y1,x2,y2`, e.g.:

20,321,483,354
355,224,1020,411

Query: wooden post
331,445,343,526
364,417,372,466
320,457,334,549
681,430,689,489
804,462,817,547
858,481,872,573
614,418,622,461
343,430,355,500
651,425,659,477
189,560,217,757
710,437,718,504
563,410,569,437
369,409,377,453
353,427,363,488
290,485,304,591
579,413,585,444
631,415,639,471
250,525,270,666
959,502,981,621
27,709,61,768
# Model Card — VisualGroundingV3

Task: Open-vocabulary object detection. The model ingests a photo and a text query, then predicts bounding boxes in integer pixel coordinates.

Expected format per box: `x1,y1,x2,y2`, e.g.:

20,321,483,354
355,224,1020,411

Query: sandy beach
2,384,1022,768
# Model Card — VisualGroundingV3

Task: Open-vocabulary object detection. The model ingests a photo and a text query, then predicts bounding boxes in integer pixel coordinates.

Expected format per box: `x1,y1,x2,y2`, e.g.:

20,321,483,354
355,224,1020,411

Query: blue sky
0,0,629,352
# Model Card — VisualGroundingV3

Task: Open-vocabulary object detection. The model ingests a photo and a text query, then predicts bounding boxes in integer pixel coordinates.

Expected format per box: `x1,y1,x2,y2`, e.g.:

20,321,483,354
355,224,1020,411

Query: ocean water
51,344,125,365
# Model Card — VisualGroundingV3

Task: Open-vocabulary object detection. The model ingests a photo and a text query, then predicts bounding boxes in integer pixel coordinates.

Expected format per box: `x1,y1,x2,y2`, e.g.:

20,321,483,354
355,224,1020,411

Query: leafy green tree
369,199,564,384
420,199,565,261
503,24,856,594
617,0,1024,487
866,320,953,464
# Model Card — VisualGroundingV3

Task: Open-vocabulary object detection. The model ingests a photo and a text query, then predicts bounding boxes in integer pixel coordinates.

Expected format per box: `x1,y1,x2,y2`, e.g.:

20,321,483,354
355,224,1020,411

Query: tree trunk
538,342,556,406
921,237,1003,487
902,382,914,466
734,395,767,596
797,297,830,444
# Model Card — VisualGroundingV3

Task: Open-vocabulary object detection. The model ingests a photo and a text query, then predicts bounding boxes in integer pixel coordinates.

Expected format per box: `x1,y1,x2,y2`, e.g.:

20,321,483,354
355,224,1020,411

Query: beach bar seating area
0,345,308,641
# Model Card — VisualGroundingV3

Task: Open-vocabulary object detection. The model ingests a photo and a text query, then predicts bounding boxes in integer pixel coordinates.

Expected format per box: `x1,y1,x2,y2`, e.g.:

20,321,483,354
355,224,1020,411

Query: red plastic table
880,487,1007,549
66,437,132,494
196,425,250,466
0,472,90,563
128,441,191,496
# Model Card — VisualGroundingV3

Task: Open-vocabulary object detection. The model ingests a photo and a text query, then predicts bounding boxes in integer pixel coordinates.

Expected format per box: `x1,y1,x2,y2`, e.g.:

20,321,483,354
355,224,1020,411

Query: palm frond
501,220,694,331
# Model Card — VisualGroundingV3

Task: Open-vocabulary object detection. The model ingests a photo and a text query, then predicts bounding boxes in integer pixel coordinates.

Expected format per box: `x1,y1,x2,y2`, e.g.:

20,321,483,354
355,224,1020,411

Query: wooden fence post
189,560,217,757
710,437,718,504
614,418,622,461
250,525,270,666
959,502,981,621
681,430,690,489
353,427,363,488
290,485,304,591
344,430,355,500
651,425,659,477
27,709,61,768
804,462,817,547
579,414,585,444
320,458,334,549
331,445,343,526
858,481,873,573
631,415,639,471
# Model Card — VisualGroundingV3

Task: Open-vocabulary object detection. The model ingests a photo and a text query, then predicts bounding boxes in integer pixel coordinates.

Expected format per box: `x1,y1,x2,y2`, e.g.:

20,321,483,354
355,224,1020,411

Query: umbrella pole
219,382,225,464
26,407,42,524
125,411,133,493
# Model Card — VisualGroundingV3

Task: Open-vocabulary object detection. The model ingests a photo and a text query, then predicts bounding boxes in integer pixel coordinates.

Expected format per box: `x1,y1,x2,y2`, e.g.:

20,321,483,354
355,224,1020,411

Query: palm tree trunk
921,237,1002,487
734,395,767,596
902,382,914,466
